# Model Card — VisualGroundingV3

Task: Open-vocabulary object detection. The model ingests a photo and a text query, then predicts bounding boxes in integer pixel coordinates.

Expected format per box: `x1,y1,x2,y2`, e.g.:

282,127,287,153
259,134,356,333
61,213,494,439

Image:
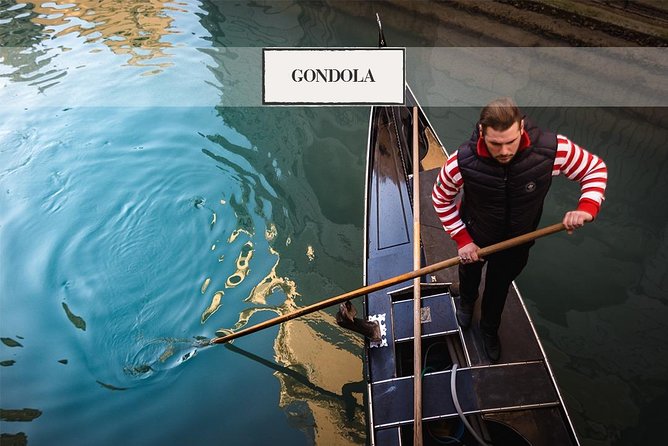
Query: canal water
1,2,666,446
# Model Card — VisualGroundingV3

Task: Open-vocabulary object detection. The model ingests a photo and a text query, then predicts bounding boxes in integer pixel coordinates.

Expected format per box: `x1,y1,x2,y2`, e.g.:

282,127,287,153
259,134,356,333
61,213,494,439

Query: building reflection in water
30,0,176,74
214,217,367,445
1,0,177,85
195,0,372,434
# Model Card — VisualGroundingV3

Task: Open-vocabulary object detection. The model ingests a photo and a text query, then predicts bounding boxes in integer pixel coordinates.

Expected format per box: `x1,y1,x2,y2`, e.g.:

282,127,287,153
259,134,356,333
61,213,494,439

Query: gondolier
432,97,608,361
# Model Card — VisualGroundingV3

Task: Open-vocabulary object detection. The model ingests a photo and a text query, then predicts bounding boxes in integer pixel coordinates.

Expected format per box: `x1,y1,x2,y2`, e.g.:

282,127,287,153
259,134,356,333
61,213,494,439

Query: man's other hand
563,210,593,234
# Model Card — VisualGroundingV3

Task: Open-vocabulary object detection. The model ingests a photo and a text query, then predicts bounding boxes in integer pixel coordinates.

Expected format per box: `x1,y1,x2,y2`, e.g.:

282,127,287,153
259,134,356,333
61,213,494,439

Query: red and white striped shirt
432,134,608,248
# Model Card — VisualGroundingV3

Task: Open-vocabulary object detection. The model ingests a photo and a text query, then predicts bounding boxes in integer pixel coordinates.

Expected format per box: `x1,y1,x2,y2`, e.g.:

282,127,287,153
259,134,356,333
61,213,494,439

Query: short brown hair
479,97,522,132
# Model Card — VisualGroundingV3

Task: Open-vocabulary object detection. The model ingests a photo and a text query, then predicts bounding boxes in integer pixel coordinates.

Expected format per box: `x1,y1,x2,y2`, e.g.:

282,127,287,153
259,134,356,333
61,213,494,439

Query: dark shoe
456,299,473,329
482,331,501,362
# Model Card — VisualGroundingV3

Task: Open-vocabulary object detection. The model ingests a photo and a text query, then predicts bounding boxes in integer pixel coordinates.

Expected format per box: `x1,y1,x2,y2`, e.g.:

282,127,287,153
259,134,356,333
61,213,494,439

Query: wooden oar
411,106,423,445
209,222,566,345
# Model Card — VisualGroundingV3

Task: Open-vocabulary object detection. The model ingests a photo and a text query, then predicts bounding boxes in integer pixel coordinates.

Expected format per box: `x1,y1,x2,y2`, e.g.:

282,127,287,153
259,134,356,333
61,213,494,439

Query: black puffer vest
457,119,557,247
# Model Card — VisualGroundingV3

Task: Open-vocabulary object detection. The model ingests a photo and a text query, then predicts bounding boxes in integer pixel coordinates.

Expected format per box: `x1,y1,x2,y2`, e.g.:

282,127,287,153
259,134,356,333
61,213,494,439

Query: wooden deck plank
484,407,575,445
371,362,559,428
392,292,459,340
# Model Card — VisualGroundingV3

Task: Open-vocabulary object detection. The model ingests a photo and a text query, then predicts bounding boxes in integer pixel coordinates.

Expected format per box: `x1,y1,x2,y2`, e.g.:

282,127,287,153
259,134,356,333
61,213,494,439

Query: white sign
263,48,405,105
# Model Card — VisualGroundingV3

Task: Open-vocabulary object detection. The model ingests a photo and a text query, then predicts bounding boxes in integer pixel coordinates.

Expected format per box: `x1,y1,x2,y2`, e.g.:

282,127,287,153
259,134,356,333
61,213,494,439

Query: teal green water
1,2,666,446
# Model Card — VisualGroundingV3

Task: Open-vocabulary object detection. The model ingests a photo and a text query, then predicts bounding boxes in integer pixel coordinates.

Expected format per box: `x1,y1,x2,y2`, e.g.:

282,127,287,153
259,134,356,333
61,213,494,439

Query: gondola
358,18,581,446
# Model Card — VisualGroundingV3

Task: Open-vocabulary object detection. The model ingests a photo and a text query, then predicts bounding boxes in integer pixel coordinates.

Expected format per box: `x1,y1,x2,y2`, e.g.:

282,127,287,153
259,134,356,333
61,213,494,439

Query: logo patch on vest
525,181,537,192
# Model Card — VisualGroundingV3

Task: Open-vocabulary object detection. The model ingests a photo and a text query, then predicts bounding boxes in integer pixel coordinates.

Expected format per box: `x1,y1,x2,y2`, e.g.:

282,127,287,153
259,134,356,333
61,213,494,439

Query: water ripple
0,106,297,391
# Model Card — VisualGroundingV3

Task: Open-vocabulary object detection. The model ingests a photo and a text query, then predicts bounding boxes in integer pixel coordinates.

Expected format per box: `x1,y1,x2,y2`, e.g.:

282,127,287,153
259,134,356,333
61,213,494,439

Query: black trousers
458,243,532,335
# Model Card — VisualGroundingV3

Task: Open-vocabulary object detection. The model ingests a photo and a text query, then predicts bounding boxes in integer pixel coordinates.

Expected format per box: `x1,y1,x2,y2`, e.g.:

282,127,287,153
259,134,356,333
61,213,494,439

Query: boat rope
450,364,492,446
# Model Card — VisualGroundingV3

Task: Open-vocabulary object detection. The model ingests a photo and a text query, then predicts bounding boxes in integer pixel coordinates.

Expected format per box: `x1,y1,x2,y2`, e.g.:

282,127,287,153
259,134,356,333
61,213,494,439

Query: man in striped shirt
432,97,607,362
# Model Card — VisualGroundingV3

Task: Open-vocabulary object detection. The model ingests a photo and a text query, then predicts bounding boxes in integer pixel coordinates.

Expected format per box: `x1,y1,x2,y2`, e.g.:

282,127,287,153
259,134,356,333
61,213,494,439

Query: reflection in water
200,277,211,294
226,341,366,444
196,0,354,107
1,2,369,444
275,314,366,445
245,247,297,306
200,102,366,443
1,338,24,348
227,228,253,243
198,0,306,47
306,245,315,262
0,0,178,89
227,183,257,234
0,408,42,421
226,241,254,288
186,158,366,442
217,234,298,334
61,301,86,331
201,290,224,323
29,0,176,74
0,2,56,88
95,380,128,391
